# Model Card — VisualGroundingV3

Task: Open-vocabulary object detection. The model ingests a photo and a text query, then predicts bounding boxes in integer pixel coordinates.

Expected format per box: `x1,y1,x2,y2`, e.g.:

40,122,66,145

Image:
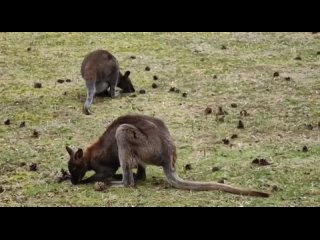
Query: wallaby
81,50,135,115
66,114,270,197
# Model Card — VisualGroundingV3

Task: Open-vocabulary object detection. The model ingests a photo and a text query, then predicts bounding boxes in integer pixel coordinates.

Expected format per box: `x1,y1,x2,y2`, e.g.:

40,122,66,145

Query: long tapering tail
163,166,270,198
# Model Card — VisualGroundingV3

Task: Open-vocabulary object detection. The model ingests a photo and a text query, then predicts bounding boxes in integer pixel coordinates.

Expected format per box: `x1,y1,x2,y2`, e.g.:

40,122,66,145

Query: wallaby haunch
66,114,270,197
81,50,135,115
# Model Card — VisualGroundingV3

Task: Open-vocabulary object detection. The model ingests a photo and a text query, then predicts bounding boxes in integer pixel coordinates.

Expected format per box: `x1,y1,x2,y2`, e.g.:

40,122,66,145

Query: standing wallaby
66,114,270,197
81,50,135,115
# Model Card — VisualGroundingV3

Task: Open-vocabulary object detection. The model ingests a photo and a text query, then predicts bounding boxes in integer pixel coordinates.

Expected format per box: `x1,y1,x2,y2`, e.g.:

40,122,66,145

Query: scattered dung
231,103,238,108
32,130,40,138
169,87,176,92
34,82,42,88
212,166,221,172
231,134,238,139
237,120,244,129
184,164,192,171
57,79,65,84
204,107,213,115
240,110,249,117
145,66,151,71
222,138,230,145
29,163,38,171
252,158,271,166
217,106,228,115
302,146,308,152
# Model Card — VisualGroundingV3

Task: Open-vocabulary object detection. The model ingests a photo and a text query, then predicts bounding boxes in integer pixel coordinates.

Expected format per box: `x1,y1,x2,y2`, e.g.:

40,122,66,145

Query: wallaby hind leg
83,80,96,115
108,70,119,98
115,124,145,187
123,164,135,187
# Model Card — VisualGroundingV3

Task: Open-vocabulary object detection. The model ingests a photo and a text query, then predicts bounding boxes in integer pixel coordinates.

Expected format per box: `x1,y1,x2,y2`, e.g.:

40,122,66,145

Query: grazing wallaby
81,50,135,115
66,114,270,197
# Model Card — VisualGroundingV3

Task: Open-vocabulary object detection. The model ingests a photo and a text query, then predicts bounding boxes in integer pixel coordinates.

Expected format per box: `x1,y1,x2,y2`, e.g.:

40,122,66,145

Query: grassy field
0,32,319,207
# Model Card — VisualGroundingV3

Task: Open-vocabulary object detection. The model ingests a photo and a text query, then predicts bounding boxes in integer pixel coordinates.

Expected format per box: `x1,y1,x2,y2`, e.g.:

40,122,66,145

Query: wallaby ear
66,146,74,156
75,148,83,160
124,71,131,78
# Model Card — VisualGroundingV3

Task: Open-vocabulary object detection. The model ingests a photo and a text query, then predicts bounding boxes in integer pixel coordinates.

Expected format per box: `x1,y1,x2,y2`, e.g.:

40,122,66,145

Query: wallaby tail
163,166,270,198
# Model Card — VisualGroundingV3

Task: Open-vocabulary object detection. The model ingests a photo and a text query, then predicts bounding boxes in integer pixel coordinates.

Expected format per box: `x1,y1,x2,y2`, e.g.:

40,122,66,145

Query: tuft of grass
1,32,320,206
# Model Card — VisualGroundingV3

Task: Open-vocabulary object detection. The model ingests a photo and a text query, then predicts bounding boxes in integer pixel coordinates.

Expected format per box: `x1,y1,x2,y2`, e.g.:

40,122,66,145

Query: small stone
94,182,107,191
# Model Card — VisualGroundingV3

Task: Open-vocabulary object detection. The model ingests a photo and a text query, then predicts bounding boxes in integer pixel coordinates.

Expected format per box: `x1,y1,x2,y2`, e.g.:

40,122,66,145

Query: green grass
0,32,320,206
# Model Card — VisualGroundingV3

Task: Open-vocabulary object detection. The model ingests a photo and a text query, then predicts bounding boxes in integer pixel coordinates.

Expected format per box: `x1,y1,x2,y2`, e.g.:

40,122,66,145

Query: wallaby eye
69,165,77,172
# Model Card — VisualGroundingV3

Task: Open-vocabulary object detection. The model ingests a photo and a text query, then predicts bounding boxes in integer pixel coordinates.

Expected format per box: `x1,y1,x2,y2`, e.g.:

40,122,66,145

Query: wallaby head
66,146,87,185
118,71,135,93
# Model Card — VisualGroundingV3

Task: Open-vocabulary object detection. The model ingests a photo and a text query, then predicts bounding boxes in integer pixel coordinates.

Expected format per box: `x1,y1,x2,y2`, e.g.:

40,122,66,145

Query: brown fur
66,114,270,197
81,50,135,115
